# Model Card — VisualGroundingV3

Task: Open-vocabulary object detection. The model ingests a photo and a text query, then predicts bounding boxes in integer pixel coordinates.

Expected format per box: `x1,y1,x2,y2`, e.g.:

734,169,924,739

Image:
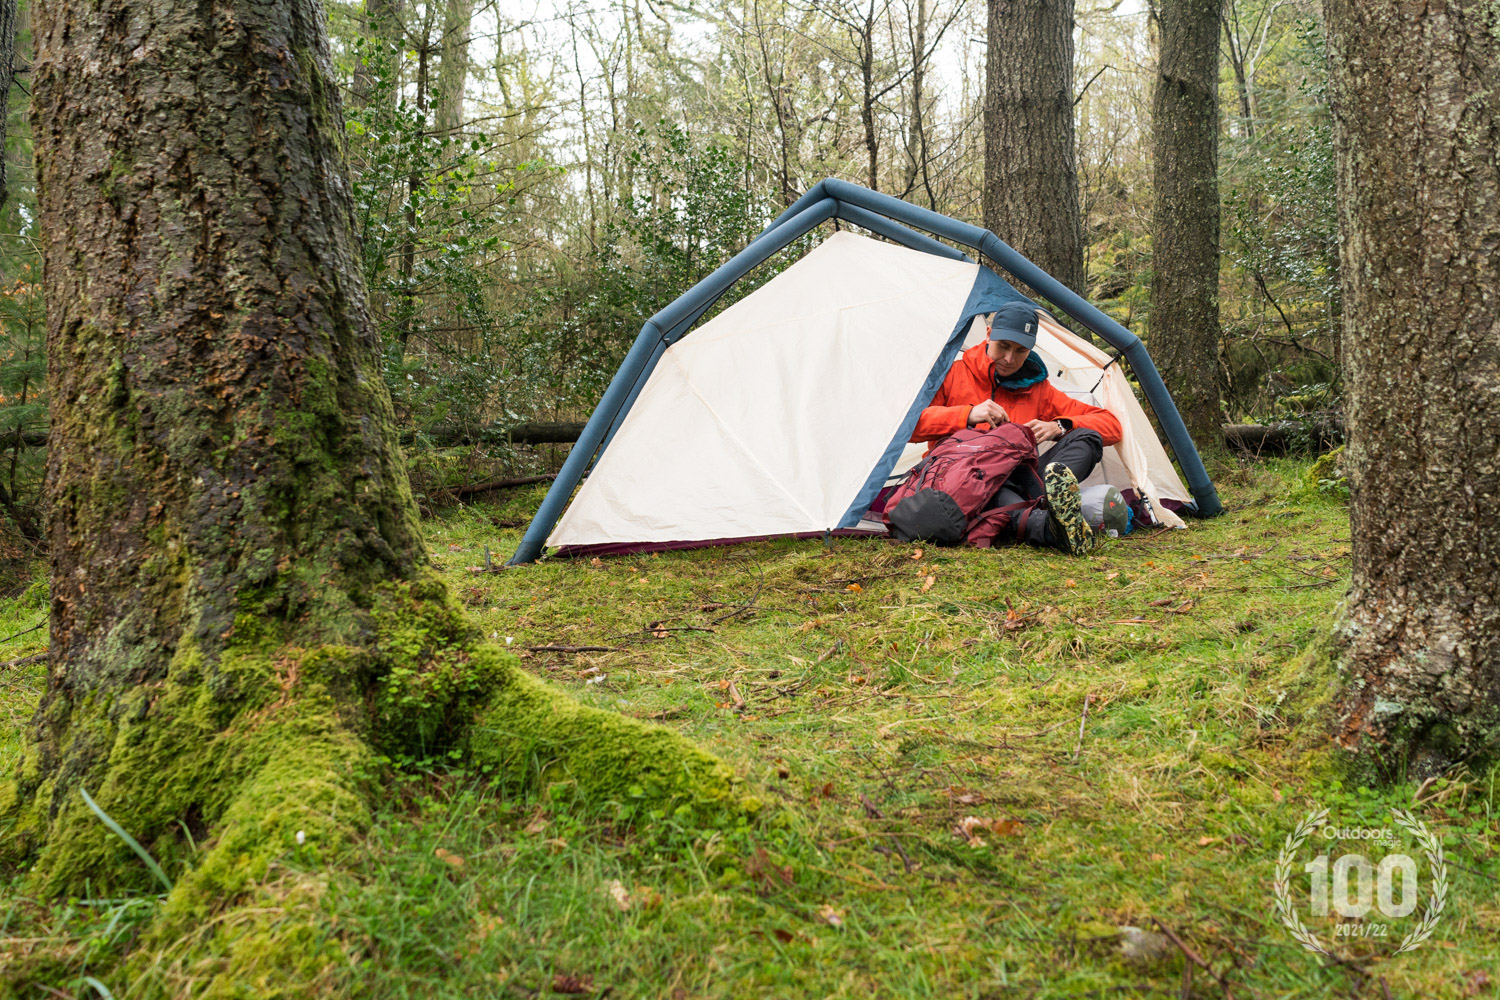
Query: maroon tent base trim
552,526,890,560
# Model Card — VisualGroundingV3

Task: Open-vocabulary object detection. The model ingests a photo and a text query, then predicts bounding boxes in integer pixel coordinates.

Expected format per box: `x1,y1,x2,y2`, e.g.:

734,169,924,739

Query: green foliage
502,121,808,410
344,31,534,442
1221,17,1341,419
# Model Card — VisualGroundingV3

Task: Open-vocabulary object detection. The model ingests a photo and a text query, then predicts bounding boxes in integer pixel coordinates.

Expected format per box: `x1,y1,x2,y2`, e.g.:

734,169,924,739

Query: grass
3,458,1498,999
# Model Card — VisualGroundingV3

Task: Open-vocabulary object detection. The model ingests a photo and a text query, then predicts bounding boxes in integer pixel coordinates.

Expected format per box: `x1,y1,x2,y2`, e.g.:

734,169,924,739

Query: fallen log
1223,418,1343,454
439,473,557,497
0,429,47,449
403,421,586,447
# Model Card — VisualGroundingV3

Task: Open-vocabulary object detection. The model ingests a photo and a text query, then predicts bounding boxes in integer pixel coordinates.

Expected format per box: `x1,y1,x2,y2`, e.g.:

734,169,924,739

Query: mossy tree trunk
1149,0,1222,446
2,0,734,988
983,0,1085,297
1324,0,1500,770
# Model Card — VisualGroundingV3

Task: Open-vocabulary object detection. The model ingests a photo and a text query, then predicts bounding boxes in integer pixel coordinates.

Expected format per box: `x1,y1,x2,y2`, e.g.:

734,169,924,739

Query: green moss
1303,444,1346,495
467,649,745,822
2,563,740,996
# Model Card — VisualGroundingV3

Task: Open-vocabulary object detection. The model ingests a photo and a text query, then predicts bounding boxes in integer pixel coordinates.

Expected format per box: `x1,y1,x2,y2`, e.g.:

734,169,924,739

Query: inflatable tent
509,180,1221,564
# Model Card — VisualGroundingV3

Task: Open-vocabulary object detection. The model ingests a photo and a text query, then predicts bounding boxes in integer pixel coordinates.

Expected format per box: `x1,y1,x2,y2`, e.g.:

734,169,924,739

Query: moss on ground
1,564,735,997
3,459,1498,999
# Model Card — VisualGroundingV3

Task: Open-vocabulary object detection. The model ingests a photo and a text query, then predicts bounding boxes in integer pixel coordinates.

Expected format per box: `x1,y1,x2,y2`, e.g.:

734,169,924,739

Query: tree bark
0,0,16,209
1150,0,1222,446
1324,0,1500,769
3,0,732,974
435,0,473,135
983,0,1085,296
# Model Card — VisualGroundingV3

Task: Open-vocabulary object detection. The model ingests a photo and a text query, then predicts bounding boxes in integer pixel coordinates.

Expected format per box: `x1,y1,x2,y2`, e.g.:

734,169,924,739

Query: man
912,301,1122,554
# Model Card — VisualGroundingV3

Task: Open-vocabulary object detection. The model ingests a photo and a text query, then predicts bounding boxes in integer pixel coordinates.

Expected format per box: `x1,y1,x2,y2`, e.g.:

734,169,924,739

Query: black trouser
990,427,1104,546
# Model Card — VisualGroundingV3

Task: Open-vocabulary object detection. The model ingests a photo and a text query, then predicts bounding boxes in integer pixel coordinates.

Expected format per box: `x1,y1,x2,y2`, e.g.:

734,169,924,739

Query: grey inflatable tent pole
507,197,837,566
595,202,967,460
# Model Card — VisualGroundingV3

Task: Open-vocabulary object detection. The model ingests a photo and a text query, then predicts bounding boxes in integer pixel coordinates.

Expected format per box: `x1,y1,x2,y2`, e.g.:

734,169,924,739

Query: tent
509,179,1221,564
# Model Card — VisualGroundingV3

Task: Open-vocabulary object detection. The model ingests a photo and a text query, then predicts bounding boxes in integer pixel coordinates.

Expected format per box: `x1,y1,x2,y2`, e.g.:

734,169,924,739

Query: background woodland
0,0,1337,558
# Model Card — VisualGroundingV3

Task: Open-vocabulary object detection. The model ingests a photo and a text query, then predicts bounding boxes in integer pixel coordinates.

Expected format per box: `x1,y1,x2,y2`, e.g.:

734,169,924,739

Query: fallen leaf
777,767,790,779
447,543,463,551
1065,579,1077,588
434,847,465,868
552,972,594,995
921,575,935,593
821,782,835,797
910,548,924,560
846,583,863,593
991,818,1025,837
638,576,649,583
601,879,631,911
524,809,548,835
1197,836,1222,847
817,904,845,928
771,928,795,944
590,557,602,567
1106,572,1119,581
956,816,989,848
544,837,570,852
1463,970,1490,995
1149,852,1165,862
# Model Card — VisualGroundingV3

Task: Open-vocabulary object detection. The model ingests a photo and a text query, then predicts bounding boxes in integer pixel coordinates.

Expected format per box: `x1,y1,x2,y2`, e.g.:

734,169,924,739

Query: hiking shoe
1082,484,1130,537
1044,463,1101,555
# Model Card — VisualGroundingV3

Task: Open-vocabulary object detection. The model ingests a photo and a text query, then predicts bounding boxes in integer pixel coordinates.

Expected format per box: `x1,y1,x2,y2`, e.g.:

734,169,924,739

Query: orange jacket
912,343,1123,445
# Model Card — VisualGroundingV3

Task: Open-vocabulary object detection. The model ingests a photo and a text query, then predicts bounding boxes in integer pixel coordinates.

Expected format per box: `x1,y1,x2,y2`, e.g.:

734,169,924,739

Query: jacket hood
961,344,1048,392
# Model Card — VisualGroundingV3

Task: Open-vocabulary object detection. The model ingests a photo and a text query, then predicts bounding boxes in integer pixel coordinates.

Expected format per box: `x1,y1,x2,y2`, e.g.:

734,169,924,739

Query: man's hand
968,400,1010,427
1025,419,1064,444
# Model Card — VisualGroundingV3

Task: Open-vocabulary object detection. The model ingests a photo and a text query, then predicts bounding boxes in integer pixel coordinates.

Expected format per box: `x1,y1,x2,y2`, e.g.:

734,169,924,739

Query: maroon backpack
883,424,1042,547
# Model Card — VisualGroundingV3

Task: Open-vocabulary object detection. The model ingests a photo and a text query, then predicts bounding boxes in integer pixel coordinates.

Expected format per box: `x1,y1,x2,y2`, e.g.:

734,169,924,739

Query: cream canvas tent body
510,179,1219,564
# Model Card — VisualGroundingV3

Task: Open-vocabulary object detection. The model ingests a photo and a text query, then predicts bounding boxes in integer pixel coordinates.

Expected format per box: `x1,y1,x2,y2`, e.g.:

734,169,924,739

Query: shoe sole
1044,463,1095,556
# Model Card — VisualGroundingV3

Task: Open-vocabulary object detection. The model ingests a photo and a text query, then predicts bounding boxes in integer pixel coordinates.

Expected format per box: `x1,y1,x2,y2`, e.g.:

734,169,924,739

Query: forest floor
3,458,1498,999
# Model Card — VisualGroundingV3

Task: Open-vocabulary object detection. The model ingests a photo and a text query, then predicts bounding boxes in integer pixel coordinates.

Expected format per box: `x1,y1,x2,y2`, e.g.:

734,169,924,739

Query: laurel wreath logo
1273,805,1448,957
1274,806,1330,955
1390,808,1447,955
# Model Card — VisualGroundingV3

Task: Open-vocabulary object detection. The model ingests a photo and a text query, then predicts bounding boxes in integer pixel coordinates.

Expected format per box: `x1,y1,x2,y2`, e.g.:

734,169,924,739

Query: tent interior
546,231,1192,558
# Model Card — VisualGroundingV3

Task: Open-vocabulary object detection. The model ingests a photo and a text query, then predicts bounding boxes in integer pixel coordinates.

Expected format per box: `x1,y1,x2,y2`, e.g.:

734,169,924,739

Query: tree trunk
1219,5,1255,141
435,0,474,135
861,19,879,191
1324,0,1500,769
1150,0,1222,446
352,0,403,109
0,0,16,208
3,0,732,982
983,0,1085,296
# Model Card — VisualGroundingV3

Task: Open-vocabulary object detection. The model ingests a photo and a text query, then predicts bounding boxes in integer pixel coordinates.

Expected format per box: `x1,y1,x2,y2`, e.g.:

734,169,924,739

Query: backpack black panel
886,489,967,545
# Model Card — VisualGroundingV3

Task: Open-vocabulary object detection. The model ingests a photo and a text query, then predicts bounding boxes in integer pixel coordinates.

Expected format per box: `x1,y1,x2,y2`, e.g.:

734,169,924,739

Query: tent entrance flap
837,266,1032,528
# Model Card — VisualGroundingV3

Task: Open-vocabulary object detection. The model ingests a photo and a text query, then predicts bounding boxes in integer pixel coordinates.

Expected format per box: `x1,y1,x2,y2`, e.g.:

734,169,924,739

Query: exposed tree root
1,579,746,997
